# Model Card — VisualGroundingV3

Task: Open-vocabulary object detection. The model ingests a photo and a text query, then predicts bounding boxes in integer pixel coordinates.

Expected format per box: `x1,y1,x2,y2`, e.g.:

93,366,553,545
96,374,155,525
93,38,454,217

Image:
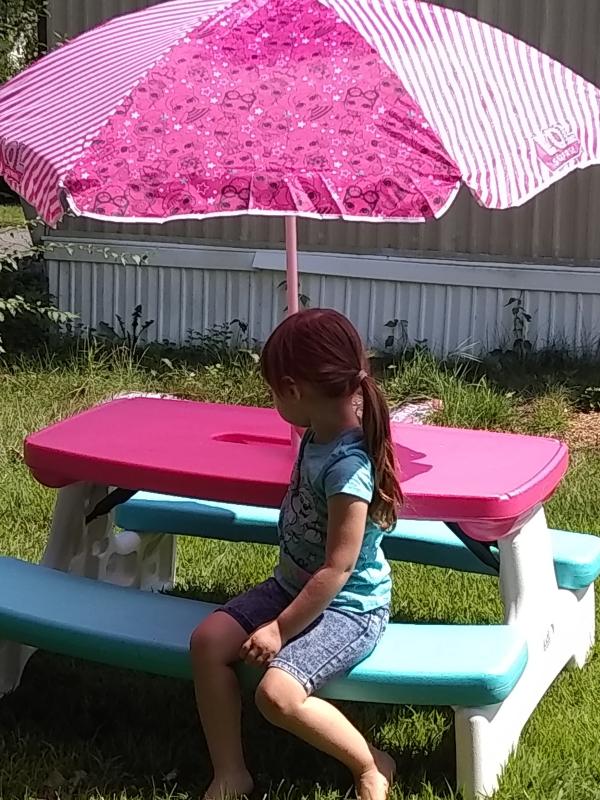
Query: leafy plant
505,294,533,358
384,318,408,351
485,294,535,376
94,305,155,353
277,279,310,312
0,0,46,84
185,319,253,363
383,318,428,355
56,240,150,269
0,241,74,355
577,387,600,413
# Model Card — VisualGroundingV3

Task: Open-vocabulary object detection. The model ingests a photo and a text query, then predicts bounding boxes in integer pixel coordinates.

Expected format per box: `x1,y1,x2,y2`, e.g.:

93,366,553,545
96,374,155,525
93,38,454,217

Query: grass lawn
0,351,599,800
0,202,26,228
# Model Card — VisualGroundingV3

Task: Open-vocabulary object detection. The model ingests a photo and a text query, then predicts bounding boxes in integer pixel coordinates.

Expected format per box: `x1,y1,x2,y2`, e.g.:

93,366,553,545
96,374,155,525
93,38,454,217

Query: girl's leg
255,668,395,800
190,612,253,799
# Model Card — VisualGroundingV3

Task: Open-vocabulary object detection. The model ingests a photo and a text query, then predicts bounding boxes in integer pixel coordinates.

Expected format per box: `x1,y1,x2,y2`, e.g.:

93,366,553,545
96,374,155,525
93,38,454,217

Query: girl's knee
255,669,305,722
189,612,246,666
190,621,217,670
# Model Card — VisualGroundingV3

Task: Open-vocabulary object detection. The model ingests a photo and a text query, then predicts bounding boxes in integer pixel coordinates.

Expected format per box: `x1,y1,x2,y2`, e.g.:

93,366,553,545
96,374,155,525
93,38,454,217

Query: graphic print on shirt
65,0,462,221
278,461,326,582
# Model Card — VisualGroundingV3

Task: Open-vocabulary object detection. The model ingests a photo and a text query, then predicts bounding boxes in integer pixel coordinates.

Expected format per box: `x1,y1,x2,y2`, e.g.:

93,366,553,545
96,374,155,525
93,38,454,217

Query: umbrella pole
285,216,299,316
284,216,301,449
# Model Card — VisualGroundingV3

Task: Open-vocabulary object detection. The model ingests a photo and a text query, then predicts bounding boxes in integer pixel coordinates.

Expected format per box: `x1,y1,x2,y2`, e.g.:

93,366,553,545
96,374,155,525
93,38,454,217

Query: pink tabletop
24,397,568,542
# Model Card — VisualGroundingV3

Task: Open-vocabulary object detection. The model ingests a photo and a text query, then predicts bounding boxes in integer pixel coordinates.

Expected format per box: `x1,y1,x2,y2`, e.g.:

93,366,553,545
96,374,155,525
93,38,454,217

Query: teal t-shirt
274,428,392,613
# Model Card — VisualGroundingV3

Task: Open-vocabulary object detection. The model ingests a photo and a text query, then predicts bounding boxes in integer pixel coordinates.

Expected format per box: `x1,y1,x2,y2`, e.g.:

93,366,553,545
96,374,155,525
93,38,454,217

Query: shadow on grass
382,344,600,407
462,347,600,401
0,652,458,800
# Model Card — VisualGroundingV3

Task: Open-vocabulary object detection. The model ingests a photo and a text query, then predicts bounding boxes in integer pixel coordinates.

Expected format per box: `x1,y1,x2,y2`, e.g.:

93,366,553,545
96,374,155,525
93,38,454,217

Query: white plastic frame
0,492,595,799
454,506,595,797
0,483,176,696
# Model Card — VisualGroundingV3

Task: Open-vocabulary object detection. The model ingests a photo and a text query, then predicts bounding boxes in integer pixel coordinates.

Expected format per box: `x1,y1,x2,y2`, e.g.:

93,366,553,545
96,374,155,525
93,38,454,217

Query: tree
0,239,74,355
0,2,56,354
0,0,46,83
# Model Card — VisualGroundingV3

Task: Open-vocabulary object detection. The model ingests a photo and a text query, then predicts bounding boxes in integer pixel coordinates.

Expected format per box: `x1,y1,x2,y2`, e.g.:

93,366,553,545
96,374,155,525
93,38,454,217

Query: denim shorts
219,578,389,695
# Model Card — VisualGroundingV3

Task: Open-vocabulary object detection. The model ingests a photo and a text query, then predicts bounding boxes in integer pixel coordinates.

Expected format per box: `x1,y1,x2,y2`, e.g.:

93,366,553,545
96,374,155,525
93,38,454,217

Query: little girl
190,308,401,800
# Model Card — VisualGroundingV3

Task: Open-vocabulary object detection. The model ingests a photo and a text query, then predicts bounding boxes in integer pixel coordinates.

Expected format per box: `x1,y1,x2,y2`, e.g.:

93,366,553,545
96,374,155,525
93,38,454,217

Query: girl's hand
275,496,368,642
240,620,285,666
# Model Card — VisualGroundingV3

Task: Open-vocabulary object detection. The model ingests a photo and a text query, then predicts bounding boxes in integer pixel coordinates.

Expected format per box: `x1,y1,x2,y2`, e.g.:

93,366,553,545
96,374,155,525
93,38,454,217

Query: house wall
46,238,600,355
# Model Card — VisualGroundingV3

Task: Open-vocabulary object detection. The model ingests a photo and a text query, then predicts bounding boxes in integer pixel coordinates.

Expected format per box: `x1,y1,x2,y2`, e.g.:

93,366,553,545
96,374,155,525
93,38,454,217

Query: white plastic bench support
454,506,596,799
43,483,177,590
0,483,176,696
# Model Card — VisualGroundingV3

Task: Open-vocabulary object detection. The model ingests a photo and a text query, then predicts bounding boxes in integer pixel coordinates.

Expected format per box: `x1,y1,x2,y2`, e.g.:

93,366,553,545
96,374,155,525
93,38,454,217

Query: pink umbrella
1,0,600,314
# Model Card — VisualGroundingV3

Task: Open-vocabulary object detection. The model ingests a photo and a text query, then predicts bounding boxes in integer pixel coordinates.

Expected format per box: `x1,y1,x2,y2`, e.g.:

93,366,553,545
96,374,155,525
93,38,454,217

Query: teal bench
115,492,600,592
0,556,527,707
2,495,599,800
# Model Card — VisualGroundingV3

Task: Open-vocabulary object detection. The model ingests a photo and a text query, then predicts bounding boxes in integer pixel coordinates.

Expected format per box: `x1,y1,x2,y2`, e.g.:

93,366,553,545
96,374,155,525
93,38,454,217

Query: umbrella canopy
1,0,600,230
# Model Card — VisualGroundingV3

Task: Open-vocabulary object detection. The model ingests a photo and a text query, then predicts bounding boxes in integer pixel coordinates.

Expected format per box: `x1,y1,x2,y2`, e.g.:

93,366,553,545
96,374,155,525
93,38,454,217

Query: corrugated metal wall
45,0,600,263
46,243,600,354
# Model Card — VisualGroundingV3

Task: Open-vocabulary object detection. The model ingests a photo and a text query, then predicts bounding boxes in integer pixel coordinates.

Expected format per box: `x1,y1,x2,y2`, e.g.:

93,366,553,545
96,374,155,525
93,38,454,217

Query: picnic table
0,395,597,799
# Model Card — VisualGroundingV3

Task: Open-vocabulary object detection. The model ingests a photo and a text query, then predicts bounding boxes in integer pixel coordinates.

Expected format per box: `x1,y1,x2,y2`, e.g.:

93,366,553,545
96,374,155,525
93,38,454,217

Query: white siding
47,240,600,355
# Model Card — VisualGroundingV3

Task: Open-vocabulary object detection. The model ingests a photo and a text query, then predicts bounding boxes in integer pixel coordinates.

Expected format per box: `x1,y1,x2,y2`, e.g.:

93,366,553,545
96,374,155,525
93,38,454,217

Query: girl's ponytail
261,308,402,528
361,374,402,530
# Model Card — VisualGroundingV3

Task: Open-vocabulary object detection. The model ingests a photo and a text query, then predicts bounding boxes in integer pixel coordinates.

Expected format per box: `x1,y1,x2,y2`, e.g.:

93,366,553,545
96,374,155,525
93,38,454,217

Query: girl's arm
239,494,369,665
276,494,368,642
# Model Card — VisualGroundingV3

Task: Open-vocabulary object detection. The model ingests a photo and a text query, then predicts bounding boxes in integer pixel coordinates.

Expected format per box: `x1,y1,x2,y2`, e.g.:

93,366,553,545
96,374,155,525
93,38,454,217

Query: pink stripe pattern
325,0,600,209
0,0,233,223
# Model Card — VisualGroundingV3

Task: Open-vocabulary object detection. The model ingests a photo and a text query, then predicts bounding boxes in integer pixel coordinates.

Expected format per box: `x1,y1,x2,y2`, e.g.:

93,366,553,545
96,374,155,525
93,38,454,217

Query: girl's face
270,382,311,428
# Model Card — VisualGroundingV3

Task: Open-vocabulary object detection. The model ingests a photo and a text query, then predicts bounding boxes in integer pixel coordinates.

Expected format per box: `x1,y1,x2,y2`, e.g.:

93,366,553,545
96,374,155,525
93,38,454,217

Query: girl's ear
279,375,301,400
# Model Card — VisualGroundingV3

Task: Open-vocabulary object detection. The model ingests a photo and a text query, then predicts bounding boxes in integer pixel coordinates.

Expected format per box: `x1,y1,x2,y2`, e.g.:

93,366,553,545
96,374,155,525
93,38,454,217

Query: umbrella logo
534,123,581,172
0,136,27,184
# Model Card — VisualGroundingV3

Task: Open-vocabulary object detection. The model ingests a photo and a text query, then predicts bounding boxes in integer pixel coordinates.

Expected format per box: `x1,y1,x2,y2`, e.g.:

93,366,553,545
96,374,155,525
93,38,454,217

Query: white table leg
454,505,595,799
45,483,177,589
568,583,596,669
0,482,177,696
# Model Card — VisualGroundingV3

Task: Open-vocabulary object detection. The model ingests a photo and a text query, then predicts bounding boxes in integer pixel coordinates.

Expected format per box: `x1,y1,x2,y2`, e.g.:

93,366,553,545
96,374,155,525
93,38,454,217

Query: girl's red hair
261,308,402,529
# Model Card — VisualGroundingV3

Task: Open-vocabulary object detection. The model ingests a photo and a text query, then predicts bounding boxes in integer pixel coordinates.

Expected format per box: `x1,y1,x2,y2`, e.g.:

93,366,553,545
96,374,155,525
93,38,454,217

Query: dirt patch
566,412,600,451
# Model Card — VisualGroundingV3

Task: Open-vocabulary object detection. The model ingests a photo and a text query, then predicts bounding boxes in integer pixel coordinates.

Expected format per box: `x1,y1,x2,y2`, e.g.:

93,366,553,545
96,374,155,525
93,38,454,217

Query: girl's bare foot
203,770,254,800
370,746,396,784
356,747,396,800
